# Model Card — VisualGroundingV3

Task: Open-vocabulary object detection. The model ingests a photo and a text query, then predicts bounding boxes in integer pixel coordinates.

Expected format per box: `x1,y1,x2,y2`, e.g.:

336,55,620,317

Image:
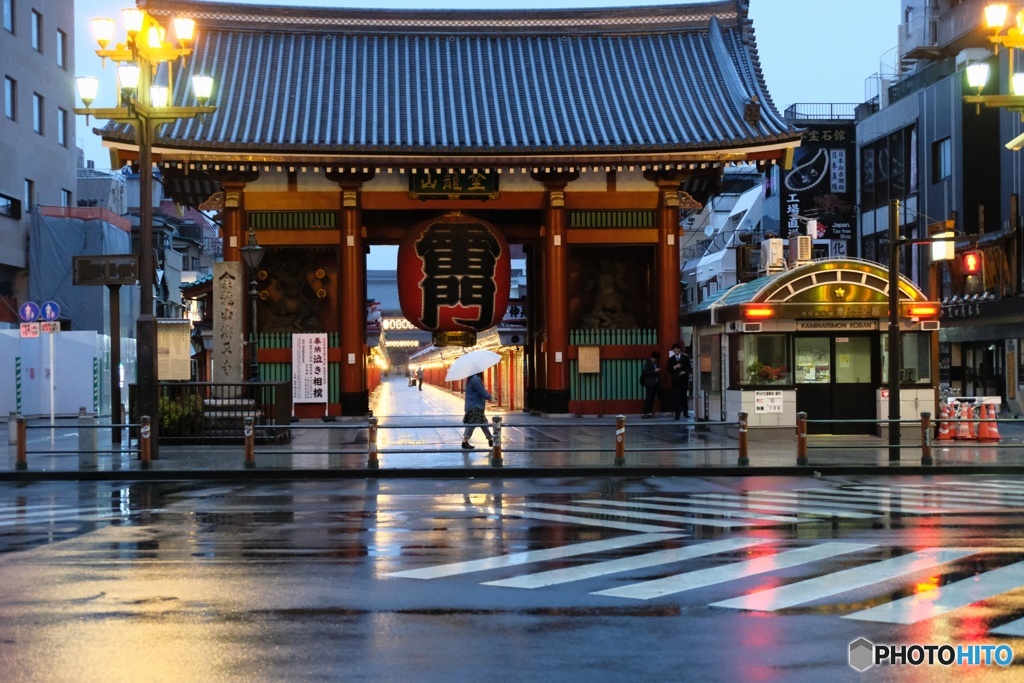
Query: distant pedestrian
667,342,692,419
461,372,494,449
640,350,660,418
417,366,424,390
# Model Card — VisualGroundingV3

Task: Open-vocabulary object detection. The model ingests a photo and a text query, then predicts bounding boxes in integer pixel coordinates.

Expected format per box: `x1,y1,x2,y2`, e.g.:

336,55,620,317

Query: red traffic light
962,251,982,275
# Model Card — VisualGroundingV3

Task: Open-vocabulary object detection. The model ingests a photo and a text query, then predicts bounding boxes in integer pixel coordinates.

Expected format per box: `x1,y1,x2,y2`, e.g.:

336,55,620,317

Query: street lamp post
886,200,956,461
239,228,264,383
74,10,215,459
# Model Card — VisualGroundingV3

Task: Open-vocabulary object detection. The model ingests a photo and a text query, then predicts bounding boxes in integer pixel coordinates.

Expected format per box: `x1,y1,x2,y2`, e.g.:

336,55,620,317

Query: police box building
92,0,800,418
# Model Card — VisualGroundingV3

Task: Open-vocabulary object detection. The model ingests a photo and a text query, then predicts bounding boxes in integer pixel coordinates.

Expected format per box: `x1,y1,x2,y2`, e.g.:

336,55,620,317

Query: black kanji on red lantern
415,223,501,328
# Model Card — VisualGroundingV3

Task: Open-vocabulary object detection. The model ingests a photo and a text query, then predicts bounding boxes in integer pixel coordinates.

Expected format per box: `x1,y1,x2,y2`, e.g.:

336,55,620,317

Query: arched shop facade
98,0,800,417
682,259,941,435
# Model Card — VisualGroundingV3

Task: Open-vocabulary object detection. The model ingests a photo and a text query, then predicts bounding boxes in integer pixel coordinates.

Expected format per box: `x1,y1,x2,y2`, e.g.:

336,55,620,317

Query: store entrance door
794,335,876,434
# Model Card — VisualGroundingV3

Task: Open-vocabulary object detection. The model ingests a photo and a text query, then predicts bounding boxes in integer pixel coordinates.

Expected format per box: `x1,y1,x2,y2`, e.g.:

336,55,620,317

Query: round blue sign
41,301,60,321
19,302,39,322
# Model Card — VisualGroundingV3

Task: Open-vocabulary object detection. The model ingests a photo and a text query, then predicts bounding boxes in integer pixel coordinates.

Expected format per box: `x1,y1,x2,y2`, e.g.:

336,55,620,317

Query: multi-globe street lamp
74,8,215,458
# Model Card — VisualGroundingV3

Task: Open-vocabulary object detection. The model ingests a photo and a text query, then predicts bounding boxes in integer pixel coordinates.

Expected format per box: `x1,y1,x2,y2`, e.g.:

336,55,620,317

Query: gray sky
74,0,900,167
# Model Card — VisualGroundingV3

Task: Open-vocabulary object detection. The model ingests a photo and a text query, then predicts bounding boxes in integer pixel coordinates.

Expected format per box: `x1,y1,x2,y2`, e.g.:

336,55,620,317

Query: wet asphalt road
2,474,1024,682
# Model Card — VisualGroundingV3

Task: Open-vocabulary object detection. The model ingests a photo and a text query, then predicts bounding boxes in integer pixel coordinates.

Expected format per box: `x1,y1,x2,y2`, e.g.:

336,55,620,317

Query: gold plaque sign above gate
409,171,498,200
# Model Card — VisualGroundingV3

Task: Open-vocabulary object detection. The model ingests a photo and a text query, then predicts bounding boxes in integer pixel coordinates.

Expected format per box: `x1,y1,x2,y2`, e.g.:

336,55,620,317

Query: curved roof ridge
141,0,744,35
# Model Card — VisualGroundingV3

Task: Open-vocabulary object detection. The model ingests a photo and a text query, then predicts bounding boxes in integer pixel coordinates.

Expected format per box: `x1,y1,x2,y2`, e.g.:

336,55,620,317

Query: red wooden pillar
337,179,368,416
220,181,248,264
655,176,684,352
537,173,576,413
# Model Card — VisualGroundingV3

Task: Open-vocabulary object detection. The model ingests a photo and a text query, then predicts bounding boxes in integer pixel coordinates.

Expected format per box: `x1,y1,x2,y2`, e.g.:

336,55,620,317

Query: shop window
932,137,951,182
794,337,830,383
882,332,932,385
733,333,789,386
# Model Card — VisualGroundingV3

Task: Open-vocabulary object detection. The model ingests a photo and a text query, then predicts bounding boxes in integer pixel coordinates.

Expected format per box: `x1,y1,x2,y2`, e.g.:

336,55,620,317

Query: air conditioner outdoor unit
788,235,812,265
759,238,785,273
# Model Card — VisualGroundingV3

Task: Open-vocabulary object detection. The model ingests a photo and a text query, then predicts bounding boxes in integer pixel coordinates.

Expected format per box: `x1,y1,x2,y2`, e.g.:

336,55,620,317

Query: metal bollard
367,417,379,469
796,411,808,466
140,415,151,469
490,416,503,467
737,412,749,466
15,416,26,470
614,415,626,466
920,411,932,466
244,416,256,469
78,409,97,469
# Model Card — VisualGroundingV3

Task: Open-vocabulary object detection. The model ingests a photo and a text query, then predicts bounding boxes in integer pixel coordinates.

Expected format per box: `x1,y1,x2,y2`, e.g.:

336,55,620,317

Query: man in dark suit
667,342,692,419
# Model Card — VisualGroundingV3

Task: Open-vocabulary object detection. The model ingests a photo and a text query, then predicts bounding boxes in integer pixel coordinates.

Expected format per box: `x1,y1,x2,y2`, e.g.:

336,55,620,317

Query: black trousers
671,383,688,418
642,385,658,415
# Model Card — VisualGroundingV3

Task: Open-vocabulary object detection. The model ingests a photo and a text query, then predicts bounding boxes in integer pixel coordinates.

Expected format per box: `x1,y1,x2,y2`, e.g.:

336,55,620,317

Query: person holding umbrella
445,349,502,450
461,372,493,449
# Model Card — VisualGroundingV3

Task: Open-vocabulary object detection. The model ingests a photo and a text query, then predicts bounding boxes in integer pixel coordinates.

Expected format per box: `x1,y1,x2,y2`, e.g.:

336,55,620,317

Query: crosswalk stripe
0,513,125,528
593,542,876,600
990,616,1024,637
724,491,964,515
506,509,682,533
521,502,786,529
385,532,683,579
839,486,1022,507
844,559,1024,624
710,548,976,612
572,499,807,524
791,487,1007,510
483,537,776,589
646,495,875,519
929,483,1024,502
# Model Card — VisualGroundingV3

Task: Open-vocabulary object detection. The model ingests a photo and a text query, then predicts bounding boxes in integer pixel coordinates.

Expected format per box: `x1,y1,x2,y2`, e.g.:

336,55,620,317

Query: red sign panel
397,214,511,332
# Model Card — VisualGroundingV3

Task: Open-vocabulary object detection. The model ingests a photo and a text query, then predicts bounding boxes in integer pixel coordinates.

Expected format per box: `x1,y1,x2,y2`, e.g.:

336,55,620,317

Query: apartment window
0,192,20,219
4,76,14,120
30,10,40,51
24,179,33,213
32,92,42,134
61,189,72,206
57,106,66,146
3,0,12,33
56,29,66,69
932,137,951,182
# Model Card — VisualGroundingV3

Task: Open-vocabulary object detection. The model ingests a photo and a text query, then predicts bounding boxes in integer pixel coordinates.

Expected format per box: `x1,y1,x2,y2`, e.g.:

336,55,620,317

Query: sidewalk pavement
4,377,1024,480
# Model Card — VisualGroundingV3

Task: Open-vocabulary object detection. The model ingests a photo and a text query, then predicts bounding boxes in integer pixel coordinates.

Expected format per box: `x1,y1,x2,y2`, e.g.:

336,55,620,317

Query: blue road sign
41,301,60,321
19,302,39,322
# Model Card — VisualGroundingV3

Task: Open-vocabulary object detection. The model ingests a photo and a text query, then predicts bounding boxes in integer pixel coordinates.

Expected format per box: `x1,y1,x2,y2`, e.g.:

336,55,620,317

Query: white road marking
990,616,1024,637
789,487,1005,510
710,548,976,612
484,537,775,589
505,509,683,533
644,495,875,519
521,502,785,529
385,532,683,579
844,559,1024,624
725,491,964,515
593,542,876,600
572,499,807,524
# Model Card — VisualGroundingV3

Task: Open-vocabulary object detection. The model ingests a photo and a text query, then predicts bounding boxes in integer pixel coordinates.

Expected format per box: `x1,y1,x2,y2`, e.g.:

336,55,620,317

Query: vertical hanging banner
292,333,328,404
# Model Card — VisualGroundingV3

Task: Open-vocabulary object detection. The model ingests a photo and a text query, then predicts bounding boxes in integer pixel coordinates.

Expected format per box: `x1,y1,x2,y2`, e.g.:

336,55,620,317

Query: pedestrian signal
961,250,985,294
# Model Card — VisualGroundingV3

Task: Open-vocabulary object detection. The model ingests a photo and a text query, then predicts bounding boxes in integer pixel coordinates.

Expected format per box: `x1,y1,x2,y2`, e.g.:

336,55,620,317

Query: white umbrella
445,349,501,382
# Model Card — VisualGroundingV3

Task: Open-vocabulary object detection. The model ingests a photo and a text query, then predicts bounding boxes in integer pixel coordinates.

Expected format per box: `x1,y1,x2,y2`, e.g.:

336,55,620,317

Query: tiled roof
105,0,798,159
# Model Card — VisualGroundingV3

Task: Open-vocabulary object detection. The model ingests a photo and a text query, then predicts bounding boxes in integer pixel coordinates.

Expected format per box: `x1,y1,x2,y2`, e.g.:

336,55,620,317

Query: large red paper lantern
397,213,511,333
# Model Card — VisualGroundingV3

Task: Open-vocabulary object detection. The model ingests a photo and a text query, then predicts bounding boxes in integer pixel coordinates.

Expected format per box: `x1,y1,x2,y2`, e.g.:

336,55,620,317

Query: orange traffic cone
936,404,954,441
955,403,975,440
978,403,1002,442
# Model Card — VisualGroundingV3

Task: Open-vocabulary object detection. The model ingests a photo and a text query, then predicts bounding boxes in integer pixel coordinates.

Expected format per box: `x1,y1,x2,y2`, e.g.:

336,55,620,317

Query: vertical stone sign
213,261,245,383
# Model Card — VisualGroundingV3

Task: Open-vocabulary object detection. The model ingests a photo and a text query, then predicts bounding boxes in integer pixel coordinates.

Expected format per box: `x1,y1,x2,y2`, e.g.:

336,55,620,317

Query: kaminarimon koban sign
397,213,511,347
